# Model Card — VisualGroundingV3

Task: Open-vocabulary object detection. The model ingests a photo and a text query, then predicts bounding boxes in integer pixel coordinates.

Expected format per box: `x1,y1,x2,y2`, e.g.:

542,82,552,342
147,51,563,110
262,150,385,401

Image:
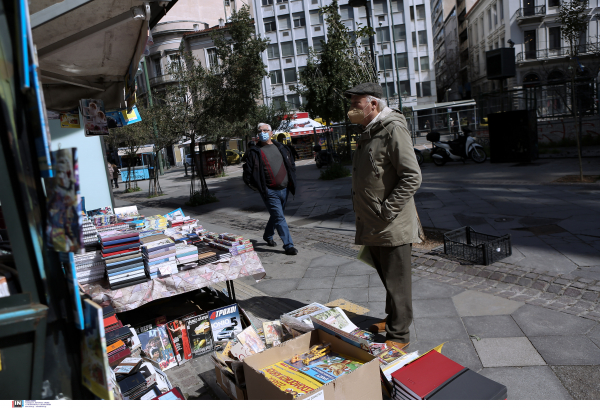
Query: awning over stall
31,0,177,111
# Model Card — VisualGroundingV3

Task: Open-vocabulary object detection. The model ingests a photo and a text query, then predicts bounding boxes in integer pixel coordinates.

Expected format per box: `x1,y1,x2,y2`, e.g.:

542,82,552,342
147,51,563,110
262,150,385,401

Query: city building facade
252,0,437,109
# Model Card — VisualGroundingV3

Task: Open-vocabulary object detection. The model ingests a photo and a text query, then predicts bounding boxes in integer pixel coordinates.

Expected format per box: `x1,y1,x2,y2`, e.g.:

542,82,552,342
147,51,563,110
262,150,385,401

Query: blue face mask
259,131,270,142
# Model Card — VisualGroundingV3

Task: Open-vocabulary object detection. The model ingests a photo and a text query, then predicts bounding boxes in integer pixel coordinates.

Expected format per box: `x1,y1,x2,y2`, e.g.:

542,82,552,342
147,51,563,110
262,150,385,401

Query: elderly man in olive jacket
346,83,422,350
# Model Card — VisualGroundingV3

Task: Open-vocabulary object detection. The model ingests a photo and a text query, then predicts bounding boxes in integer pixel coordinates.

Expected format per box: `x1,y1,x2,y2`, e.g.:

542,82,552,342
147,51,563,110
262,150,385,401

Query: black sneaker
284,247,298,255
265,239,277,247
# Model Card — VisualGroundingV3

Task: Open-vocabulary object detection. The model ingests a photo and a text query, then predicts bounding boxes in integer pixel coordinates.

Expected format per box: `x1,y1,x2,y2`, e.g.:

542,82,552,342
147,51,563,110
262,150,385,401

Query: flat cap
344,82,383,99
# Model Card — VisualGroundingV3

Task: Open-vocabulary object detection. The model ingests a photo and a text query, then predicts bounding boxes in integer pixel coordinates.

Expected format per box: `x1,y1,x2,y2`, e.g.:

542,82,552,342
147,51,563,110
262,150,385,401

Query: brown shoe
385,339,410,350
368,320,387,334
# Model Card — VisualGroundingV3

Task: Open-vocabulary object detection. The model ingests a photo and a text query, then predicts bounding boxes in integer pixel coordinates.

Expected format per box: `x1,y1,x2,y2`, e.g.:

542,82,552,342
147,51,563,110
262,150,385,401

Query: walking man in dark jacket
243,123,298,255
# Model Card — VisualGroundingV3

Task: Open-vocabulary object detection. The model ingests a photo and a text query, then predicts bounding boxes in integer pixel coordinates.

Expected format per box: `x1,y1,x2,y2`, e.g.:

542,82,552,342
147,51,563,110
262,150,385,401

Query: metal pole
379,22,390,105
388,0,402,110
365,1,377,78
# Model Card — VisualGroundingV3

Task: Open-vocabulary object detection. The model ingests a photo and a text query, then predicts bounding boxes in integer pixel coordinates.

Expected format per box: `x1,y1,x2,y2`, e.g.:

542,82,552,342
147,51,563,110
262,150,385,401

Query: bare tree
436,49,462,102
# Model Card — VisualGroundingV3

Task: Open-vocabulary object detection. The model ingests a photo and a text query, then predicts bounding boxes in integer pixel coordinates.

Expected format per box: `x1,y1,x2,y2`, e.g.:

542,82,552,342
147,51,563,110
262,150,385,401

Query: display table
84,252,265,313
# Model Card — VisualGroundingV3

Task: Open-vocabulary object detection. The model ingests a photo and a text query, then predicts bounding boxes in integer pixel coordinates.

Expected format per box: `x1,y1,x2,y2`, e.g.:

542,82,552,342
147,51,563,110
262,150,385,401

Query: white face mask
347,102,375,124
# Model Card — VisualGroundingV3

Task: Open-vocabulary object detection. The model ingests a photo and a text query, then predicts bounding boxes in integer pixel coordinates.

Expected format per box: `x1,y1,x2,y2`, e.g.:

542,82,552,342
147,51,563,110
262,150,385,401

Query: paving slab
462,315,525,339
480,366,572,400
368,286,387,302
309,254,354,268
296,277,335,290
551,366,600,400
511,304,597,336
303,266,337,278
411,279,466,299
588,324,600,348
472,337,546,367
253,278,300,296
328,288,369,305
528,336,600,365
412,298,459,318
332,275,369,289
413,316,470,342
285,289,331,305
337,261,377,275
452,290,524,317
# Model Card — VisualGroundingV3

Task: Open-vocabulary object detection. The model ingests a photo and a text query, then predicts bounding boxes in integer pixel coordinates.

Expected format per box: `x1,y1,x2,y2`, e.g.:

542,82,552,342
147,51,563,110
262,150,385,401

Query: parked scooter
427,129,486,166
414,148,425,166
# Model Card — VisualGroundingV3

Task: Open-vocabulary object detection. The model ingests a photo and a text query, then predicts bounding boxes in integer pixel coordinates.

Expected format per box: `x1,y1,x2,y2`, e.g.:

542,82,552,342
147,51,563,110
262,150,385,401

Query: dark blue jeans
262,187,294,249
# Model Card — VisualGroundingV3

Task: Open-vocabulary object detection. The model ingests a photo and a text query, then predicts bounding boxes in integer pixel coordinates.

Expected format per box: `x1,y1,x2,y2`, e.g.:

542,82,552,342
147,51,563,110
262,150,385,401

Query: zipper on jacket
368,148,380,178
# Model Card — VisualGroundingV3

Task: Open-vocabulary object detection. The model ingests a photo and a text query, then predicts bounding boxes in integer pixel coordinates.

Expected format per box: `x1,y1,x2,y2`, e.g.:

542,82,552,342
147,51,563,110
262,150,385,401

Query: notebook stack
82,216,99,248
174,243,198,267
144,215,168,231
117,372,149,400
391,351,507,400
140,235,176,279
73,250,105,284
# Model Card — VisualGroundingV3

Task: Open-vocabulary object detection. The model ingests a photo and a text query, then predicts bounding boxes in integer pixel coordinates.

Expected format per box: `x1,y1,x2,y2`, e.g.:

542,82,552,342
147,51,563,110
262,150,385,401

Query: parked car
226,149,242,165
185,154,192,166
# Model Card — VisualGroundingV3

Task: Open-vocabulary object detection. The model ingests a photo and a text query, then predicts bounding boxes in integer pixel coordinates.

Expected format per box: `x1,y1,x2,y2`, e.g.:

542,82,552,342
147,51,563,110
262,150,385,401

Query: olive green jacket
351,107,422,247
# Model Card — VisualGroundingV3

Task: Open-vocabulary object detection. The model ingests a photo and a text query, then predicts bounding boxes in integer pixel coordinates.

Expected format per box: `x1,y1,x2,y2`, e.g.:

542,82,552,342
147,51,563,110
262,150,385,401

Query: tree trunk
572,74,584,181
189,135,196,199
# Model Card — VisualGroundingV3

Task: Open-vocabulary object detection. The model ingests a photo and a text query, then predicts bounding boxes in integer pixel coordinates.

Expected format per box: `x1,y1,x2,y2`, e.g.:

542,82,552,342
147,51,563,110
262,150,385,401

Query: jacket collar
361,107,394,139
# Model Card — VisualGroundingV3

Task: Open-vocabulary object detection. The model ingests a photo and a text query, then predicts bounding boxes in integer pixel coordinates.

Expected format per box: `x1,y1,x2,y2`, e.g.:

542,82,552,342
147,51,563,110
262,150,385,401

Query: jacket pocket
364,188,383,218
368,149,380,179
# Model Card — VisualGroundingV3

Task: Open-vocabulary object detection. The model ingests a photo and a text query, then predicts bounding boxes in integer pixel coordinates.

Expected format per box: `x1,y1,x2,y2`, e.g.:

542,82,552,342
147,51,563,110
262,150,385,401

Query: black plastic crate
443,227,512,265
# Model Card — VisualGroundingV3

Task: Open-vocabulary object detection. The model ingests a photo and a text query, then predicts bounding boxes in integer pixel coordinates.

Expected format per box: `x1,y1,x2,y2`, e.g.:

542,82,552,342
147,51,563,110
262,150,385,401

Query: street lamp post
379,22,389,105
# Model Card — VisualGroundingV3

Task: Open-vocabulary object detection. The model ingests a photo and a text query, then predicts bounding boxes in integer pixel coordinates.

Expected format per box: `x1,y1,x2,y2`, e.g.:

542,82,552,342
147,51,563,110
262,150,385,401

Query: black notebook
427,369,507,400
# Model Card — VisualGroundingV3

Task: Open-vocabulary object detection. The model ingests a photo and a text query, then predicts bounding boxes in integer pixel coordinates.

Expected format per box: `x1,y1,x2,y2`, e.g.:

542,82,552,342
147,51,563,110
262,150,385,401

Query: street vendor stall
274,112,330,160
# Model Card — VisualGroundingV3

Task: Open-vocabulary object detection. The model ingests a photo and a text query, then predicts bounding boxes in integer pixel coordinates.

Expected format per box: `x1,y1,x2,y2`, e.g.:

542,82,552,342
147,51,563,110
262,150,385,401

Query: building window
264,17,276,32
284,68,297,82
296,39,309,54
207,48,218,69
262,0,273,5
419,30,427,45
153,57,162,76
373,0,388,15
473,22,478,42
499,0,504,19
416,83,421,97
277,0,287,3
309,10,323,25
381,82,395,97
488,9,491,31
548,0,559,6
393,24,406,41
379,54,393,70
413,57,419,71
412,31,417,47
280,41,294,57
420,56,429,70
391,0,404,13
500,36,505,46
287,94,301,108
340,5,354,20
410,6,415,20
416,5,426,19
396,52,408,68
549,27,561,49
278,15,291,30
524,30,536,58
270,70,283,84
267,44,280,59
312,36,325,52
293,12,306,28
272,96,285,109
422,81,432,96
399,80,410,95
493,3,497,27
376,27,390,42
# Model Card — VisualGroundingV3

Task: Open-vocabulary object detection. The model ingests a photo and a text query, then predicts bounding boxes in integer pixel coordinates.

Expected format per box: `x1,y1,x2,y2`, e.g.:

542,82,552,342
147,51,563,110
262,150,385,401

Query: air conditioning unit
286,58,292,63
283,31,290,36
315,26,321,31
280,4,286,9
382,44,388,49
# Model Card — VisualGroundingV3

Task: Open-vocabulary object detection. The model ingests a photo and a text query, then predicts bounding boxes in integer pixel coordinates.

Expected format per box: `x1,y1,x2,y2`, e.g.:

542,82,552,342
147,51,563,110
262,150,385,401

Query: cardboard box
242,329,382,400
215,365,247,400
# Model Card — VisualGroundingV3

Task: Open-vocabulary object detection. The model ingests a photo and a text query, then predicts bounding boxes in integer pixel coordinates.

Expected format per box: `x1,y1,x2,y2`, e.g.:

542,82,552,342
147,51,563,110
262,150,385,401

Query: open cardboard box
215,365,247,400
243,329,382,400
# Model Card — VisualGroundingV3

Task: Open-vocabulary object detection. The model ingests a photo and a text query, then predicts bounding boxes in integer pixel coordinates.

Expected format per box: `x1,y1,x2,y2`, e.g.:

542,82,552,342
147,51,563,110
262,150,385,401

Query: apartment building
467,0,600,99
251,0,437,109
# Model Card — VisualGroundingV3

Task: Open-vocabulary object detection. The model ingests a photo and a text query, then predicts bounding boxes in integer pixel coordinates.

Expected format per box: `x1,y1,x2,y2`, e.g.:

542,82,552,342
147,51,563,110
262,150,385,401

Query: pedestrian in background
108,161,119,188
345,83,422,350
242,123,298,255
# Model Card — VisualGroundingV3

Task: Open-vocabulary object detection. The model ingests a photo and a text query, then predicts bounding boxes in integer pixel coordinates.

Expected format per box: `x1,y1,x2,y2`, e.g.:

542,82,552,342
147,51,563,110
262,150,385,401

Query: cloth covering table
84,252,265,313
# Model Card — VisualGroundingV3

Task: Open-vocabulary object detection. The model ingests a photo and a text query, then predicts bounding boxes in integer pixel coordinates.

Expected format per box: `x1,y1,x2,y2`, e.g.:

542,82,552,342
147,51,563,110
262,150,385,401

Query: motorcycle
414,148,425,166
315,148,338,168
427,129,486,166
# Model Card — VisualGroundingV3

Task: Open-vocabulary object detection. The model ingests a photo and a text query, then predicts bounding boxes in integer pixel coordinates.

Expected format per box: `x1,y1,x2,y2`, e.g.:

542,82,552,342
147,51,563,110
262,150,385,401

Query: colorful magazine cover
183,313,213,358
375,345,406,365
349,328,375,342
60,112,80,128
80,99,109,136
208,304,242,344
262,320,284,346
261,362,323,398
312,307,357,333
166,319,192,364
81,299,113,400
236,326,265,354
285,303,329,325
46,148,82,252
138,328,178,371
293,353,363,384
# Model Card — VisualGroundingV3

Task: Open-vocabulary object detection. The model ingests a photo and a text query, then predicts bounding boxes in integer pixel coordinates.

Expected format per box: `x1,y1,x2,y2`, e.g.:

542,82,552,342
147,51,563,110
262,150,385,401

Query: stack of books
105,252,146,289
174,243,198,267
391,351,507,400
90,213,118,226
97,222,128,233
117,372,149,400
73,250,105,284
81,216,99,248
140,235,176,279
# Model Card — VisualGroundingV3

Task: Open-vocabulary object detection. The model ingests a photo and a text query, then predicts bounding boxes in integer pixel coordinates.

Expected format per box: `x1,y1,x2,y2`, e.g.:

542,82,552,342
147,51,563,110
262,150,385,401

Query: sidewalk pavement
113,158,600,399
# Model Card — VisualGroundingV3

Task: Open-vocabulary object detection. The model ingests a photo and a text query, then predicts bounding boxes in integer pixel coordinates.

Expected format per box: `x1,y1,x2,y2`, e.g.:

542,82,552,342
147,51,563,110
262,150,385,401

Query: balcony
513,5,546,23
149,73,177,86
516,44,592,62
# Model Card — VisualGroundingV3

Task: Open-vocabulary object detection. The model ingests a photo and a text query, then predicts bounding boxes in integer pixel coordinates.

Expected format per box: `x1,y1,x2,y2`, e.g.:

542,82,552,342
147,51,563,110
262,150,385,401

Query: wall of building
48,118,113,211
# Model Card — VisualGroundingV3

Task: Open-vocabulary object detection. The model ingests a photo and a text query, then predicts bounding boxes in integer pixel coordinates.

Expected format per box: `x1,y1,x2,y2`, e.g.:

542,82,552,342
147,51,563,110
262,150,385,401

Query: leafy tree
297,0,376,127
249,102,294,143
558,0,589,181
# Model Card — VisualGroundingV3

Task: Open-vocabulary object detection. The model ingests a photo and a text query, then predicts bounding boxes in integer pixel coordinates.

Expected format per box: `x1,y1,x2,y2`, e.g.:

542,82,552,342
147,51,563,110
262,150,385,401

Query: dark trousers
369,244,413,343
261,187,294,249
112,176,119,188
